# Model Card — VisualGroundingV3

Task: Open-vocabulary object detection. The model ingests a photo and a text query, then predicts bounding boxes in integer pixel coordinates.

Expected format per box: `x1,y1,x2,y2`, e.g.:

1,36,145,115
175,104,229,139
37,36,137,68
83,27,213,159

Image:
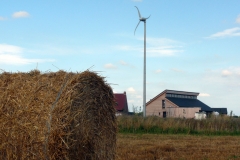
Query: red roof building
114,92,129,114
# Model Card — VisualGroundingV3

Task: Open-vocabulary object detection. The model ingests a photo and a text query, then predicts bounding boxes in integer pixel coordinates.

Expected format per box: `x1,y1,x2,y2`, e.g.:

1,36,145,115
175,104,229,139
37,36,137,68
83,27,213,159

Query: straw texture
0,70,117,160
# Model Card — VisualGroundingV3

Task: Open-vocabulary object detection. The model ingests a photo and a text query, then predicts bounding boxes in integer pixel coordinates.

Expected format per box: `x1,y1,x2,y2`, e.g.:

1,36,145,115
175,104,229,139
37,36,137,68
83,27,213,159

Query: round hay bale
0,70,117,160
68,71,117,159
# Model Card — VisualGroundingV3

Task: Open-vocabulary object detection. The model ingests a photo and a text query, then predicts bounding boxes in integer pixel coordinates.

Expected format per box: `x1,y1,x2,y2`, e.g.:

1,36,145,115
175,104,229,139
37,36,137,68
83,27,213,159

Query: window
167,94,197,99
162,100,165,108
159,112,161,116
183,109,186,114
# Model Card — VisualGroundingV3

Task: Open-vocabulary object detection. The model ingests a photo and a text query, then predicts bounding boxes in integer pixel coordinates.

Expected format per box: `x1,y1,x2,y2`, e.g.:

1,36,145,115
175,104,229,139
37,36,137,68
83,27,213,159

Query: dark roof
114,92,128,113
211,108,228,114
166,97,213,112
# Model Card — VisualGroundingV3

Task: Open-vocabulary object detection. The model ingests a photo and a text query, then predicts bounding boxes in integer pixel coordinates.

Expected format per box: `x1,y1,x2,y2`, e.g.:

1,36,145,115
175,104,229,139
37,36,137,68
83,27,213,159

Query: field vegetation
117,115,240,135
116,133,240,160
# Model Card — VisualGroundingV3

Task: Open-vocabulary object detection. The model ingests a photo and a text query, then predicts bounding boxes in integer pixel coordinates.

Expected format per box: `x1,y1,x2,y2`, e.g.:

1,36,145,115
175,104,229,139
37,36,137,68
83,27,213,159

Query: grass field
116,134,240,160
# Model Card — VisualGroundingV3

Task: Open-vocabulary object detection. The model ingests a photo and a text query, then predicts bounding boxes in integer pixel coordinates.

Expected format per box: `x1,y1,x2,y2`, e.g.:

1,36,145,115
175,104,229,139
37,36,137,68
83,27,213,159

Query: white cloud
146,38,177,46
155,69,162,73
236,15,240,24
12,11,30,18
202,67,240,88
236,69,240,76
0,44,54,65
0,16,6,20
147,47,183,57
0,54,52,65
127,87,136,93
171,68,184,73
199,93,210,97
119,60,127,66
207,27,240,38
115,37,184,57
104,63,117,69
115,45,137,51
146,38,184,57
136,95,142,99
119,60,135,68
221,69,232,77
128,99,135,103
220,67,240,77
0,44,23,54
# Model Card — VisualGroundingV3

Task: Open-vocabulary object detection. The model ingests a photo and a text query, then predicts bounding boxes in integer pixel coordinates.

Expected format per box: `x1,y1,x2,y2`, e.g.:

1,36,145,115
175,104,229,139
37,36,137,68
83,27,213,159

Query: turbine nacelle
140,19,145,21
139,16,150,22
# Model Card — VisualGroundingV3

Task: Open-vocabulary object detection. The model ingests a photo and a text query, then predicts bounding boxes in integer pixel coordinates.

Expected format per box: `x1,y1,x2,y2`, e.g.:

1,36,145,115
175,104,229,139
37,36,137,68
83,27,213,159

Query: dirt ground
116,134,240,160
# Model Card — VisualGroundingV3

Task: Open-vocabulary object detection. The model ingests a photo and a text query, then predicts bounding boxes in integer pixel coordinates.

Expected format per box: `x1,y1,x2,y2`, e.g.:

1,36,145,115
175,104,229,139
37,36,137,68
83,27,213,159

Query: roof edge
146,90,168,106
166,90,199,96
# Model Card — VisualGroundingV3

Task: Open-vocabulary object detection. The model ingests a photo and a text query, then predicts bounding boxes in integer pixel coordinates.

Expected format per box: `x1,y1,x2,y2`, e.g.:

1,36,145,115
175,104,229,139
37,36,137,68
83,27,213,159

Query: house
146,89,227,118
114,92,129,115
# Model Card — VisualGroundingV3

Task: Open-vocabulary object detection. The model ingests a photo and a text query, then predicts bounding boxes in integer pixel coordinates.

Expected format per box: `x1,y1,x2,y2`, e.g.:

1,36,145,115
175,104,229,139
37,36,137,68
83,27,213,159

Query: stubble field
116,134,240,160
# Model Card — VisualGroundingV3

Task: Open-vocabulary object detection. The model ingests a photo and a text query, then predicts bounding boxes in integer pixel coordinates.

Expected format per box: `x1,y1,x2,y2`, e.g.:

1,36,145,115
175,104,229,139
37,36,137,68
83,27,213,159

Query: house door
163,111,166,118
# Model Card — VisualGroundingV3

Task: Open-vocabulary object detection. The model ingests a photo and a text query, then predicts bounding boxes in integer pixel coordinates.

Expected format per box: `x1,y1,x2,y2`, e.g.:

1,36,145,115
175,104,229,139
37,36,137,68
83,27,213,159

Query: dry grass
116,134,240,160
117,116,240,135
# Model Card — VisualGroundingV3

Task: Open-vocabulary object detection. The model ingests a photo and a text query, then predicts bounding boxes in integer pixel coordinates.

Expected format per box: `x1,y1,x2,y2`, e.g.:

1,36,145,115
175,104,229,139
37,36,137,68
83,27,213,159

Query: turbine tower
134,6,150,117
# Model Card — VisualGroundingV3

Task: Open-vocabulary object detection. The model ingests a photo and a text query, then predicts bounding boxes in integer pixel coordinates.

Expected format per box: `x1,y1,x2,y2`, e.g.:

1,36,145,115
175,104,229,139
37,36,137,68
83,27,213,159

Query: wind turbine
134,6,150,117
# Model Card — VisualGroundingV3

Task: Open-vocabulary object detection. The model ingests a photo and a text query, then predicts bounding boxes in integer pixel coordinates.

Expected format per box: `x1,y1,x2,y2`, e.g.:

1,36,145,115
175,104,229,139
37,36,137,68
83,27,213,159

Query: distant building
146,89,227,118
211,108,227,115
114,92,128,115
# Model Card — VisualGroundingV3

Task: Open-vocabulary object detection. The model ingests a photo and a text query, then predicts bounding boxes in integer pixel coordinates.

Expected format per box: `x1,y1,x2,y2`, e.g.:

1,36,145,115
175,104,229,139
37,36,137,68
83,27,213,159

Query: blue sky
1,0,240,115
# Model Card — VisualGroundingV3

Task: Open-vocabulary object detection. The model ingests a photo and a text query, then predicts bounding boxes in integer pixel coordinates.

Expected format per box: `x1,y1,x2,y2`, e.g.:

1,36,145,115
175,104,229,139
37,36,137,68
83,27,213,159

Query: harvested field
116,134,240,160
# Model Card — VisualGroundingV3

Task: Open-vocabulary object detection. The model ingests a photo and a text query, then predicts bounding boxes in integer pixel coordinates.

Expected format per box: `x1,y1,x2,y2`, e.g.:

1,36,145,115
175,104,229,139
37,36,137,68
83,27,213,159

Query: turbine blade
146,15,151,19
135,6,142,19
134,21,141,35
